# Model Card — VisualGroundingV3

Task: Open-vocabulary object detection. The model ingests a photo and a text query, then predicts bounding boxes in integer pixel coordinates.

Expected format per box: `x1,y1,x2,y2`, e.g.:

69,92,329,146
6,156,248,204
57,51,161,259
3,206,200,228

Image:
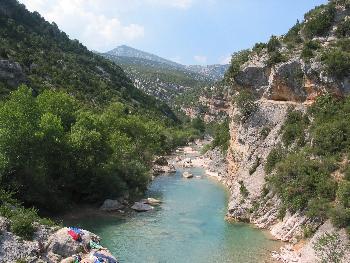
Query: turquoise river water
66,167,281,263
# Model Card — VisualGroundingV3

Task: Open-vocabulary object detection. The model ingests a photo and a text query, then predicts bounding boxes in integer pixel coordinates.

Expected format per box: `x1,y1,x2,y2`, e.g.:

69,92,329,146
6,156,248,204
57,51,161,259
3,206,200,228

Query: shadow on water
64,167,281,263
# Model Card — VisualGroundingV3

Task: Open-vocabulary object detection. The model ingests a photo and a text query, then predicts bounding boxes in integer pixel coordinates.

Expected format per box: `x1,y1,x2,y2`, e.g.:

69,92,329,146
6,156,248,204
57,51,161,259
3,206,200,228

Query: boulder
131,202,154,212
153,164,176,175
183,172,194,179
142,198,162,206
99,199,124,212
46,228,95,258
0,59,27,88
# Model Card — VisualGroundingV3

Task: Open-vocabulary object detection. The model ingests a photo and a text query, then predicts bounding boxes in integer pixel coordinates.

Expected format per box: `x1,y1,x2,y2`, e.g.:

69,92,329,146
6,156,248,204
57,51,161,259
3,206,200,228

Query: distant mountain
107,45,183,69
186,64,230,82
102,46,229,104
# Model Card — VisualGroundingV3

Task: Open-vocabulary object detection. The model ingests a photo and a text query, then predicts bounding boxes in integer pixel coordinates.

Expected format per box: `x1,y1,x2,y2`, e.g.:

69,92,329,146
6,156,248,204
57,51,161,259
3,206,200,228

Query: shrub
10,208,37,240
265,146,284,174
233,90,257,121
268,152,337,213
321,48,350,79
267,51,286,66
330,205,350,228
267,35,281,53
283,20,303,47
252,42,267,55
239,181,249,198
337,181,350,208
260,126,271,140
303,4,336,38
307,197,331,220
225,50,251,80
335,18,350,38
301,40,321,61
210,119,231,153
277,206,287,220
281,110,309,146
313,232,348,263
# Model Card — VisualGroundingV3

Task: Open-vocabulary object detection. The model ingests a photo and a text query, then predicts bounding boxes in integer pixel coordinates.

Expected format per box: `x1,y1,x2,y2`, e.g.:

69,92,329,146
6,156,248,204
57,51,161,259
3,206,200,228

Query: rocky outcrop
131,202,154,212
100,199,125,212
0,59,27,88
0,218,117,262
152,156,176,175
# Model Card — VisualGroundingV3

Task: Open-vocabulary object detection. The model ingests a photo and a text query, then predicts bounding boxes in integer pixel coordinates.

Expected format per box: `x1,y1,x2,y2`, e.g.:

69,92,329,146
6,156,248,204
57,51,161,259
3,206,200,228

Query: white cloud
194,55,207,64
20,0,145,51
147,0,194,9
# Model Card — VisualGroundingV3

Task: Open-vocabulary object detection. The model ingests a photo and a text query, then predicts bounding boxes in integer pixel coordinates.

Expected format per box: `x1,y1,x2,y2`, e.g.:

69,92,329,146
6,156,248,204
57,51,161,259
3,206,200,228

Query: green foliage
267,36,281,53
225,50,251,80
303,4,336,38
281,110,309,146
191,118,206,135
260,126,271,140
210,119,230,153
265,146,284,174
321,48,350,79
301,40,321,61
268,152,337,213
307,197,331,221
239,181,249,198
0,0,176,121
233,90,257,121
313,232,348,263
267,51,287,67
252,43,267,55
335,18,350,38
283,20,303,48
0,86,195,212
337,181,350,208
277,206,287,220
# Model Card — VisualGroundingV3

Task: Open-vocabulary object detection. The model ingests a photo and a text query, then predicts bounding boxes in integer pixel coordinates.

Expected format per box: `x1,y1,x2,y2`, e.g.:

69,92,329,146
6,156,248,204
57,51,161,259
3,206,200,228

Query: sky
19,0,328,65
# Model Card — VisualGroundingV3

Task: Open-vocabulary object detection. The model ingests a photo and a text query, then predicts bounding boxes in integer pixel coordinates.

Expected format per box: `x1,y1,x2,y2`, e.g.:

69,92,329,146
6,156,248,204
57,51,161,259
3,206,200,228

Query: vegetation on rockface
224,50,251,81
266,94,350,232
0,190,55,240
283,20,303,48
322,41,350,79
0,86,200,213
232,90,257,122
301,40,321,61
0,0,176,121
302,3,336,39
314,232,349,263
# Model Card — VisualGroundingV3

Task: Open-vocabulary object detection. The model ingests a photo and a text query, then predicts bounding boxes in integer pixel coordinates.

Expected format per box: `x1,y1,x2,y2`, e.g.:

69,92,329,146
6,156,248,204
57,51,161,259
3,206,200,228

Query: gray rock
183,172,193,179
100,199,124,212
131,202,154,212
0,59,27,88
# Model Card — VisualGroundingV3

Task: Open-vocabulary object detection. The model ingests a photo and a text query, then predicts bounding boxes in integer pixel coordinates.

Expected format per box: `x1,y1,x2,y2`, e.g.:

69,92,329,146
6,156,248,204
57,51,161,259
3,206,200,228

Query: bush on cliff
233,90,257,122
303,4,336,38
224,50,251,81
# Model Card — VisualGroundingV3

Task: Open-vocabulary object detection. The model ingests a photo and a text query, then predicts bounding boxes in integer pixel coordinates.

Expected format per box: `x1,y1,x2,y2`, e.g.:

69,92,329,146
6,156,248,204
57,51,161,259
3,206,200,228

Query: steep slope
102,46,229,106
102,52,212,104
0,0,176,120
108,45,183,69
221,1,350,262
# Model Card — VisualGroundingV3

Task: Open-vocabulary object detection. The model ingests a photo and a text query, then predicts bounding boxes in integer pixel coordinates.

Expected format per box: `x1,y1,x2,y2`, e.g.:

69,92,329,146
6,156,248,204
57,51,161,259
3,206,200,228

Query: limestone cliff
223,1,350,262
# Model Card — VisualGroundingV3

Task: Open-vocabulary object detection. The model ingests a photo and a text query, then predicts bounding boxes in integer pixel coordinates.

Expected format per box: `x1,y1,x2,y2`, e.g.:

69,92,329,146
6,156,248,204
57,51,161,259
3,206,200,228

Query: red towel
68,229,81,241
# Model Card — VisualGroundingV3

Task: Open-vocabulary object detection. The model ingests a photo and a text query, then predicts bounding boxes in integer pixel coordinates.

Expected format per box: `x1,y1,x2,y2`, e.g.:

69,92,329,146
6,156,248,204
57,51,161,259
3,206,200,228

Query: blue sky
20,0,328,65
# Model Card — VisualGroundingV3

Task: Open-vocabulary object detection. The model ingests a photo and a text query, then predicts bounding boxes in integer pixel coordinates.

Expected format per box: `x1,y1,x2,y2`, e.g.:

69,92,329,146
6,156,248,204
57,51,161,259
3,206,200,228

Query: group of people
61,227,118,263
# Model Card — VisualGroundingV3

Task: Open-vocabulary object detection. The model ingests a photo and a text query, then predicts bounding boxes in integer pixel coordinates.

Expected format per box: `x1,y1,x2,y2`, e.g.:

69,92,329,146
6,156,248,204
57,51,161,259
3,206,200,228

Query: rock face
100,199,124,212
0,59,27,87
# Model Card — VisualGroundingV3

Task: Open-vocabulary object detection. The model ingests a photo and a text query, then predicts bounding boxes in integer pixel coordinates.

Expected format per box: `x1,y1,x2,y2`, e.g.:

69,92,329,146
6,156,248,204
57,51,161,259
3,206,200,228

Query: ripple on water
64,167,281,263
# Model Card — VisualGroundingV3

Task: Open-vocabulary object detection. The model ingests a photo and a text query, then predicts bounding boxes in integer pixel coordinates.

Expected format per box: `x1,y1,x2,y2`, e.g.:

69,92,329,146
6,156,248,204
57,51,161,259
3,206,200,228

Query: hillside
0,0,176,121
219,0,350,262
102,46,229,105
0,0,205,218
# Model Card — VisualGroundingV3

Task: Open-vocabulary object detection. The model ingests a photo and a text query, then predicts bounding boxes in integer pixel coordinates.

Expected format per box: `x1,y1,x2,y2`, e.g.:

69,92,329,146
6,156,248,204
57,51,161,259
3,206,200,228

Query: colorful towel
68,229,82,242
93,252,117,263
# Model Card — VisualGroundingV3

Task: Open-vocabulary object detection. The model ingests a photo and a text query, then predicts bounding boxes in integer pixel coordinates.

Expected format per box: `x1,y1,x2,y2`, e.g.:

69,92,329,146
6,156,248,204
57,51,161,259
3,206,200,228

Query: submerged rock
142,198,162,206
183,172,194,179
100,199,125,212
131,202,154,212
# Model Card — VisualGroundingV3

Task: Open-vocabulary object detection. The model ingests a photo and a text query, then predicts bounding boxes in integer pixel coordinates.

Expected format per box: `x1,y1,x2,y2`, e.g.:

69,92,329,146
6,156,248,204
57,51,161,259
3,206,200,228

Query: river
65,164,281,263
